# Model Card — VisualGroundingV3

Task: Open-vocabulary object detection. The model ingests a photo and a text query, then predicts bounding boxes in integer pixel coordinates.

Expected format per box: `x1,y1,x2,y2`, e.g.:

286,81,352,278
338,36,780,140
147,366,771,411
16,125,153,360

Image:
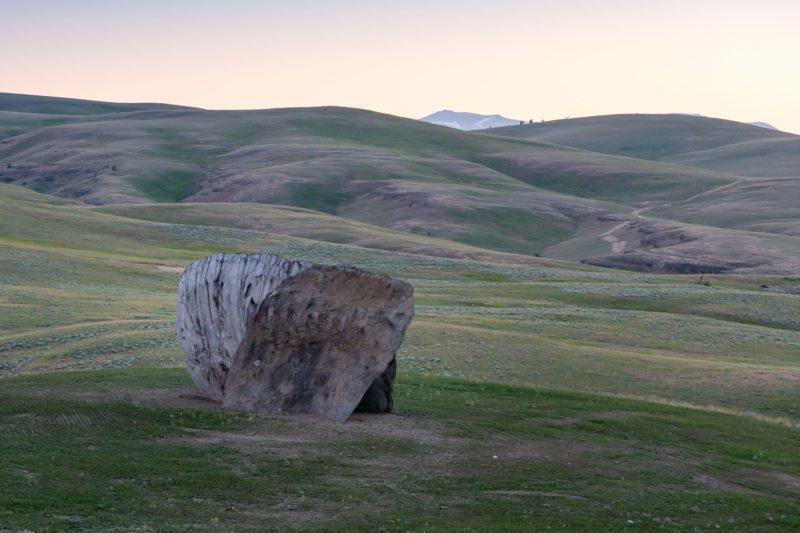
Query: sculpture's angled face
176,253,310,401
223,265,415,421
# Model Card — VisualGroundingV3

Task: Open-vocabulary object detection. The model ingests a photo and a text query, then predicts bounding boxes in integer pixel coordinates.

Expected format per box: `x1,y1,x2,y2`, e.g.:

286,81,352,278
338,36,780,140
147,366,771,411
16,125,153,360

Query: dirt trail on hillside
599,180,745,255
678,179,746,204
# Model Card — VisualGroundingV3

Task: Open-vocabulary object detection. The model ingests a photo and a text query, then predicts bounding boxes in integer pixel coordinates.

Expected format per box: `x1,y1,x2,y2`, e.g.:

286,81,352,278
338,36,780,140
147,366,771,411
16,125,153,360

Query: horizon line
1,90,794,134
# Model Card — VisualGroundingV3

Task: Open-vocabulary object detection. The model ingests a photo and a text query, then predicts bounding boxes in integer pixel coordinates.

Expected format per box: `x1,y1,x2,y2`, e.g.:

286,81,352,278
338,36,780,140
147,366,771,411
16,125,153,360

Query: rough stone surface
222,265,414,421
176,253,310,401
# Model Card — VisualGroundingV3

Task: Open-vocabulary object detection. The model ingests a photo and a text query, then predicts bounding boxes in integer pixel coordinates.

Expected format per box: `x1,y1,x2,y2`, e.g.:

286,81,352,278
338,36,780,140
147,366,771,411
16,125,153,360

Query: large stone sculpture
176,253,414,421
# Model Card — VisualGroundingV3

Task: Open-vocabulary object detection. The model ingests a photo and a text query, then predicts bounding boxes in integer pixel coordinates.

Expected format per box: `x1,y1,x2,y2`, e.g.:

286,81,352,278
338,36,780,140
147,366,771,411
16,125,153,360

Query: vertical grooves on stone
176,253,311,401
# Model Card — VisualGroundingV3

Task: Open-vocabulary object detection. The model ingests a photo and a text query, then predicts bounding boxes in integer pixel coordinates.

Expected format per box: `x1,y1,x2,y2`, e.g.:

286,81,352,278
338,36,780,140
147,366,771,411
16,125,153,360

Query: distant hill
0,92,192,115
487,113,800,178
420,110,522,130
3,93,800,274
750,121,778,130
672,115,779,131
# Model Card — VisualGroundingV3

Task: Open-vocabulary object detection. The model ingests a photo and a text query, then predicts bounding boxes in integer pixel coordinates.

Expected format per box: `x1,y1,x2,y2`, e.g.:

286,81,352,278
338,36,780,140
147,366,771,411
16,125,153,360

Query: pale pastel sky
2,0,799,132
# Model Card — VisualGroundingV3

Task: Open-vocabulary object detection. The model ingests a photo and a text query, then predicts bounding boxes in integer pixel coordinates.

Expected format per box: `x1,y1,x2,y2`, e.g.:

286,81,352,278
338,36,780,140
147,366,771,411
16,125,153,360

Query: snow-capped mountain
749,121,778,130
420,110,523,130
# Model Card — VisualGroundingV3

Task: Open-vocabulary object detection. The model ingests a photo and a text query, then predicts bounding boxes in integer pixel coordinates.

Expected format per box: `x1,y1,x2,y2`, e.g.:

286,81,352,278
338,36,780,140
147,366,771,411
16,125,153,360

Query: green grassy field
1,182,799,530
2,369,798,531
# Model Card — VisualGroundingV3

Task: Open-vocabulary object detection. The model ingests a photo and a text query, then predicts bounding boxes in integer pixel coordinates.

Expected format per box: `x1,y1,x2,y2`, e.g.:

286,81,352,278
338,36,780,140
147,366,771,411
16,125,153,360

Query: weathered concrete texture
222,266,414,421
176,253,310,401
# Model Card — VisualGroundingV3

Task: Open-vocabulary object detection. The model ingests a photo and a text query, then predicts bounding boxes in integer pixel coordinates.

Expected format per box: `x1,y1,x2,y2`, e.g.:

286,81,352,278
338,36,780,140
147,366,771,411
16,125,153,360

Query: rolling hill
0,92,192,115
2,182,799,417
488,113,800,178
2,94,799,274
646,177,800,237
2,181,799,530
2,99,800,529
487,113,800,248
